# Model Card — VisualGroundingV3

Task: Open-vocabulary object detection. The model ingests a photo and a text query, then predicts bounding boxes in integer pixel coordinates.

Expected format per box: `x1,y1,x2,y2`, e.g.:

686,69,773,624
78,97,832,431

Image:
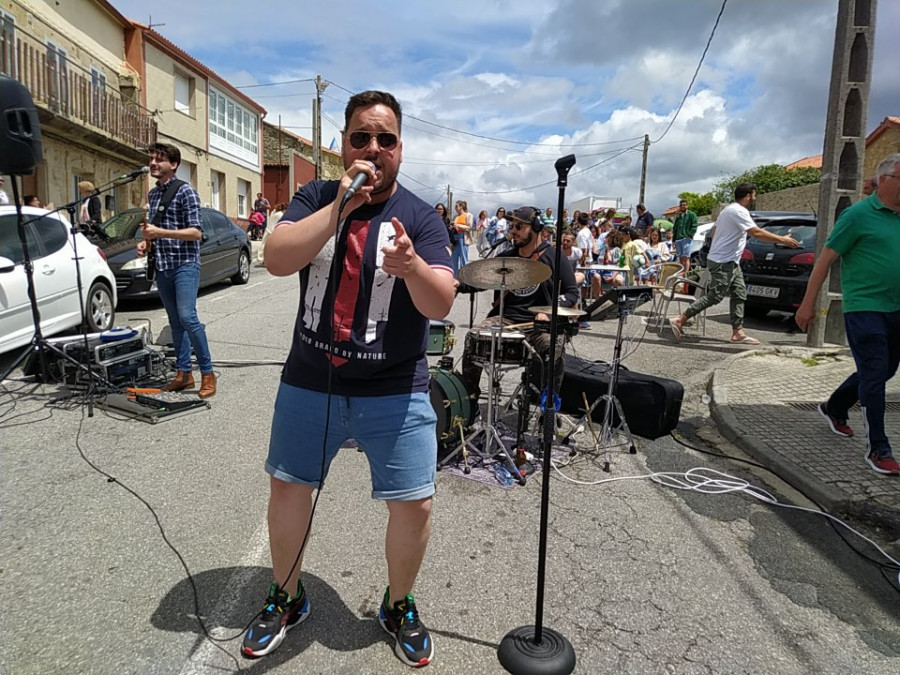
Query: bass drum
429,368,477,447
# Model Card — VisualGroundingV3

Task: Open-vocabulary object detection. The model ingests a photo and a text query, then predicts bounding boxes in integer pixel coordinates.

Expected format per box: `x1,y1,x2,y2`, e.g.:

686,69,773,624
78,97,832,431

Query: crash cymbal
528,305,585,318
458,257,551,290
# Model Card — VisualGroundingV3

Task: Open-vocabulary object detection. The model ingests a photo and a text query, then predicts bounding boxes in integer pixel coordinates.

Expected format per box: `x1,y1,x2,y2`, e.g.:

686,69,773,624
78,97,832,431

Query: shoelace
401,605,420,629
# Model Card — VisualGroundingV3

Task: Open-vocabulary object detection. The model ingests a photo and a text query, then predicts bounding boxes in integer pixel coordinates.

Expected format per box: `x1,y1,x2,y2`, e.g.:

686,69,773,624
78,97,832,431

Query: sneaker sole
865,453,900,476
379,613,434,668
817,403,852,437
241,599,310,660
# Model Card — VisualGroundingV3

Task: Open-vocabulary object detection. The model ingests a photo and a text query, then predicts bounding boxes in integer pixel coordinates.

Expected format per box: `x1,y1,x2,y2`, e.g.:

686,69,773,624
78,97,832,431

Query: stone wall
754,183,821,214
263,123,342,180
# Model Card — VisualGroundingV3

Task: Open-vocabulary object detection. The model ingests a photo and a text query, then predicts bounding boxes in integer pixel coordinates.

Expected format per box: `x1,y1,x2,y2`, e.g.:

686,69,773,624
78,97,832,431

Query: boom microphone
338,162,375,213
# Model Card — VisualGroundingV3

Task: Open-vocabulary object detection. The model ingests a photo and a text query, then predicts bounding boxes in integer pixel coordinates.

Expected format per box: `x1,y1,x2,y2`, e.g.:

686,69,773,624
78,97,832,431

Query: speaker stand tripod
559,288,639,458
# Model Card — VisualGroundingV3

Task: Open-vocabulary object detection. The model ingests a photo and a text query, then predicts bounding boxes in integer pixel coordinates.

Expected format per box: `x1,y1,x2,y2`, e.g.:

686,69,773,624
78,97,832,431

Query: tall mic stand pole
498,154,576,675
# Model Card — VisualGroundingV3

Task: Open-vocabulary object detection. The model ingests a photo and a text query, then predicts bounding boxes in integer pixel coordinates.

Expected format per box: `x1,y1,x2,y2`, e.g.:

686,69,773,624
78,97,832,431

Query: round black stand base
497,626,576,675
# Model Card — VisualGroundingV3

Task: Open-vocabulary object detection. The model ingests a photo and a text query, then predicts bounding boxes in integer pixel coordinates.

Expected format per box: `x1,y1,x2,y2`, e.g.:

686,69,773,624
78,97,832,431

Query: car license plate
747,284,779,298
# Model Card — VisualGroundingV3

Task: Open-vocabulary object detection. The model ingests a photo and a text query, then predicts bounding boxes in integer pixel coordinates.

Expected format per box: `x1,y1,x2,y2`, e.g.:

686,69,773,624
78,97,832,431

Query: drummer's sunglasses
347,131,399,150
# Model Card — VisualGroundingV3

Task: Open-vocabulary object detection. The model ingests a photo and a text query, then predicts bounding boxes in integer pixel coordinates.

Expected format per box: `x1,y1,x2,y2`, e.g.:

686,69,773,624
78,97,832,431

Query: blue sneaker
241,582,310,659
379,588,434,667
578,321,590,330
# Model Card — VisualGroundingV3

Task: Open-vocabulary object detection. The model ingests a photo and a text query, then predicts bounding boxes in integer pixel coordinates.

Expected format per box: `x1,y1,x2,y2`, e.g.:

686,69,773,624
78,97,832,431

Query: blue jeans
155,261,213,374
450,233,469,277
826,311,900,457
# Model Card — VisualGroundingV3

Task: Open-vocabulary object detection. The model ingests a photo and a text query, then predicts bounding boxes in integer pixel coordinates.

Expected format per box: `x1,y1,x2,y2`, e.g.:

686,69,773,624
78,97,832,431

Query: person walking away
137,143,217,398
669,183,799,345
795,154,900,475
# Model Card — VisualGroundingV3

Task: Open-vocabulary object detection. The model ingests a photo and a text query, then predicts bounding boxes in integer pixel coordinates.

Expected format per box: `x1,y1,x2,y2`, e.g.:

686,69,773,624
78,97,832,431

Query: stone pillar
809,0,877,347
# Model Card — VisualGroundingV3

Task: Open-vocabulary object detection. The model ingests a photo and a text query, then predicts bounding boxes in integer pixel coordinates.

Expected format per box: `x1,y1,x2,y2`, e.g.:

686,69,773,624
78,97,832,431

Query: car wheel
85,281,115,331
231,249,250,285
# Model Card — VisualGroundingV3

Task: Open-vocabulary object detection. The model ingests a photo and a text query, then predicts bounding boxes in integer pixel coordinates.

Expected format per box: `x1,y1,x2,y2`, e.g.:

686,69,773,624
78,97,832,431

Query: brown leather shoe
161,370,194,392
198,372,217,398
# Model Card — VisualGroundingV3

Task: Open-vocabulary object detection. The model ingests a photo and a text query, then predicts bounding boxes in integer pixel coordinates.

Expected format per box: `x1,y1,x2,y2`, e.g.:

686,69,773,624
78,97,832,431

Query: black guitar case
531,354,684,440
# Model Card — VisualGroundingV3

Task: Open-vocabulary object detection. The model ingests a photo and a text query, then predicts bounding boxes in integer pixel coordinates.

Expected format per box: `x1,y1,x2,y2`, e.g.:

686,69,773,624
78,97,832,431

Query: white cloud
108,0,898,216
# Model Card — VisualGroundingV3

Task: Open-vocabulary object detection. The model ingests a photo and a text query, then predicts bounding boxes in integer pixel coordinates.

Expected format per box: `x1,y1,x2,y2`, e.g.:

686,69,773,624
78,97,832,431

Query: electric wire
650,0,729,145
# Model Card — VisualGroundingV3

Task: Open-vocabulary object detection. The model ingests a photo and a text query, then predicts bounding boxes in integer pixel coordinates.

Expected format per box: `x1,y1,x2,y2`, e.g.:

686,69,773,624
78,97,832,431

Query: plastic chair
648,267,709,336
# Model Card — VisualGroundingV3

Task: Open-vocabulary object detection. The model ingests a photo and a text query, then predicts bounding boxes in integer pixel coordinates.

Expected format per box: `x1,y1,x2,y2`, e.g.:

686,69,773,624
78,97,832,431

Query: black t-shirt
280,181,452,395
487,244,580,324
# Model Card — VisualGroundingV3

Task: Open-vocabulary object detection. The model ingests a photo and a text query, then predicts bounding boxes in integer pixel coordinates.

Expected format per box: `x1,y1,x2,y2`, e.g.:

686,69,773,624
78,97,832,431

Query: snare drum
470,329,526,365
426,319,456,356
429,368,477,446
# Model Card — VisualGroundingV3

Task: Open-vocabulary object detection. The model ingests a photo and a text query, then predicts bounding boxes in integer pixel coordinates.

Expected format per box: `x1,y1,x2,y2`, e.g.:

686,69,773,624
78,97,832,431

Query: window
90,67,107,127
209,86,258,164
237,178,251,218
1,11,15,78
174,71,192,115
46,41,69,113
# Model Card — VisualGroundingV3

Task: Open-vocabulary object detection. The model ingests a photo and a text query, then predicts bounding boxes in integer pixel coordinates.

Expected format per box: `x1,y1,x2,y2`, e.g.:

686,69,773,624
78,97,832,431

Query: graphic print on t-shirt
302,219,397,366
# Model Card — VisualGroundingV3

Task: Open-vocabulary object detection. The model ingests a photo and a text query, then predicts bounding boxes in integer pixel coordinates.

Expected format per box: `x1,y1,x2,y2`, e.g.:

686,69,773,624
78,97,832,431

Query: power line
651,0,729,145
235,78,316,89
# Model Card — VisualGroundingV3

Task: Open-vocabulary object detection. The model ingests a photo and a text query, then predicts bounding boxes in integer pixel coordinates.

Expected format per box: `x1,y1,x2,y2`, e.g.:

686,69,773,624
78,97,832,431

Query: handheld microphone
118,166,150,180
338,162,375,213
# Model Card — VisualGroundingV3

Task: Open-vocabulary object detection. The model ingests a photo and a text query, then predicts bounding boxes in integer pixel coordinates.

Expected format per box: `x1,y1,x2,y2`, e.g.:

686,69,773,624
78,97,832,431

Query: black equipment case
532,355,684,440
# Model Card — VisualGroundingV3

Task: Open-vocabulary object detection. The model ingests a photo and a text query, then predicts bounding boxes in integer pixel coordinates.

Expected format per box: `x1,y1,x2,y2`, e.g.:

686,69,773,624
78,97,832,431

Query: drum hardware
439,261,531,485
528,305,584,318
470,329,527,366
532,317,579,338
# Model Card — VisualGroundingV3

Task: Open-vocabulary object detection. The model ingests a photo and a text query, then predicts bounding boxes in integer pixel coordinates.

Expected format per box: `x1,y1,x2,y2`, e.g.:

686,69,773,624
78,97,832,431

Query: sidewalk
710,346,900,533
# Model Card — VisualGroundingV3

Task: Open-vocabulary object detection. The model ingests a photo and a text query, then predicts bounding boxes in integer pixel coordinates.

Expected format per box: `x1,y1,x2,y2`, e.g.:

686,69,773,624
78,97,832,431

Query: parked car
93,207,252,300
739,213,817,317
0,206,117,355
691,211,815,269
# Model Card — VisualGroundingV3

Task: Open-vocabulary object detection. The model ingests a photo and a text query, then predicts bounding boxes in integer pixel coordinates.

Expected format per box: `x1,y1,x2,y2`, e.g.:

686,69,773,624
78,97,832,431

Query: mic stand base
498,625,576,675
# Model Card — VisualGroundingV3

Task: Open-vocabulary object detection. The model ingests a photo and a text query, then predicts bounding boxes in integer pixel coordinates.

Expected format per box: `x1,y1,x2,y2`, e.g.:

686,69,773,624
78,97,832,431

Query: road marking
208,292,235,303
177,523,269,675
245,282,265,290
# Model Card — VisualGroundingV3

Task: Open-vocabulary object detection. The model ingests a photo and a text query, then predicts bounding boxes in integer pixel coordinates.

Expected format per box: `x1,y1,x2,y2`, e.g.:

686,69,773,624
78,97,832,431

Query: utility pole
447,185,452,210
313,75,329,180
277,114,283,205
809,0,877,347
639,134,649,205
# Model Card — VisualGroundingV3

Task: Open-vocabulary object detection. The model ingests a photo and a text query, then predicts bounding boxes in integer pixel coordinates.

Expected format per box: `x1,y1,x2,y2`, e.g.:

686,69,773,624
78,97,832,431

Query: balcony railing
1,31,156,151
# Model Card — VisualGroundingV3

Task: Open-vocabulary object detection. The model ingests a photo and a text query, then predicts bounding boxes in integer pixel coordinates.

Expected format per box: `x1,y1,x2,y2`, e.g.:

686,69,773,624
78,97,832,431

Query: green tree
677,191,718,216
714,164,821,202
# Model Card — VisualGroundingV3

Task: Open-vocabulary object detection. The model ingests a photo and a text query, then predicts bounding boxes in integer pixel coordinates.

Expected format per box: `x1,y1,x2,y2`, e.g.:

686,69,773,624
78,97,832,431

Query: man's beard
513,230,534,248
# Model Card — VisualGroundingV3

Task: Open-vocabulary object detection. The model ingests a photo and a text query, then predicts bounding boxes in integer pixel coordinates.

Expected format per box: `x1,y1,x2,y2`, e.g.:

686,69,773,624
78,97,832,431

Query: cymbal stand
559,289,637,457
438,275,525,485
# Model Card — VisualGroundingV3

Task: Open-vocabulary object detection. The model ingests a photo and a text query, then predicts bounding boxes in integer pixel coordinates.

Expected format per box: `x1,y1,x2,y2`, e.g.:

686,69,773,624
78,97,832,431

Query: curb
708,348,850,513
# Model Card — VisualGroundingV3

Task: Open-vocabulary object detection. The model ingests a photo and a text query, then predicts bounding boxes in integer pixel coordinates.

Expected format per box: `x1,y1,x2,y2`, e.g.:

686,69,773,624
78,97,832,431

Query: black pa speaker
0,75,42,175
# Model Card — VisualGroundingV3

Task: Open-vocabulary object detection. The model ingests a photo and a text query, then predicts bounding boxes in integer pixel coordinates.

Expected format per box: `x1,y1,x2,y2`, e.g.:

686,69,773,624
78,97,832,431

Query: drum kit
428,256,584,483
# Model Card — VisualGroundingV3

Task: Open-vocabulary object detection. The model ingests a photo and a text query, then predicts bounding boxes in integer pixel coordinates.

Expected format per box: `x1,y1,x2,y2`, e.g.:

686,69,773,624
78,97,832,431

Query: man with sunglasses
460,206,579,403
243,91,455,667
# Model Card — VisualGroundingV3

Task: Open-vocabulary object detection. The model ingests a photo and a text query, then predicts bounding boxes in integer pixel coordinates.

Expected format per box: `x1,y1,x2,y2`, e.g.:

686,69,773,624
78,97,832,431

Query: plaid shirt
147,177,203,271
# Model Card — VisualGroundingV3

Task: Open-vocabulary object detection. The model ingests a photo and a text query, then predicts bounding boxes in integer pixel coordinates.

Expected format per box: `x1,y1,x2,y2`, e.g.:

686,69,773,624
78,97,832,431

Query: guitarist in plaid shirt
137,143,217,398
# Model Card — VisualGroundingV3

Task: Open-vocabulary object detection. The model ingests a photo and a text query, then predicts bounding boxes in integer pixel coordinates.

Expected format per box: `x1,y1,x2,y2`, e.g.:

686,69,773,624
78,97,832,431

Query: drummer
460,206,580,401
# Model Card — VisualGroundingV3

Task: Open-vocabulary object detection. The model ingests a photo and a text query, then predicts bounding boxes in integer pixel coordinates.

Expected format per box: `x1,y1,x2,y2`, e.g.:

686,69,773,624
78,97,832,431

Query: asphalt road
2,248,898,674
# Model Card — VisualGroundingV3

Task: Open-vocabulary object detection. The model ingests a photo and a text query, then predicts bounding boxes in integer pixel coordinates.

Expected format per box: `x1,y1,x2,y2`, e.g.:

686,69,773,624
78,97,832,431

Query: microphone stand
498,155,577,675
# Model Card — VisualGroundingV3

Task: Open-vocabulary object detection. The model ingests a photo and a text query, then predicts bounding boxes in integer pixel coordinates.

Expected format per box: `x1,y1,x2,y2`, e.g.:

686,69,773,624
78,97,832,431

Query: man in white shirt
574,212,593,263
668,183,799,344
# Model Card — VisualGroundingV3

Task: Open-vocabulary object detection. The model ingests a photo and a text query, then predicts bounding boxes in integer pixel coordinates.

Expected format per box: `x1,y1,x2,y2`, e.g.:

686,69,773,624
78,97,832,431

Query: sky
110,0,899,217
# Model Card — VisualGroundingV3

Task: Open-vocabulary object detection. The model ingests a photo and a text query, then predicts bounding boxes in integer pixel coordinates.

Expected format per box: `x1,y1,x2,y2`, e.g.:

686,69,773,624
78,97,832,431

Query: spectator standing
486,207,508,247
795,154,900,476
0,177,9,205
475,209,489,253
451,200,473,276
77,181,103,231
635,203,654,236
672,198,698,273
542,206,555,231
669,183,799,345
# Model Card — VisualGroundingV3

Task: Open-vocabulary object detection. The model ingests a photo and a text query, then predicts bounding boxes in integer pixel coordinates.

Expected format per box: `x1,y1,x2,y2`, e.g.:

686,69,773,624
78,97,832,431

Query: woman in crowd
77,181,102,231
475,209,490,254
451,200,473,277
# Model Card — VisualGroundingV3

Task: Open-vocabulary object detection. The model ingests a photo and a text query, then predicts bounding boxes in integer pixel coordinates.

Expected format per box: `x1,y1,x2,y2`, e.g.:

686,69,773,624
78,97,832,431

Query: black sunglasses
348,131,399,150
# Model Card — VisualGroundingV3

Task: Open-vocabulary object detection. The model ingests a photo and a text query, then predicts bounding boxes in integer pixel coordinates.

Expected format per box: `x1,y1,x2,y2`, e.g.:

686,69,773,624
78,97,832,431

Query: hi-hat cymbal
458,257,551,290
528,305,585,318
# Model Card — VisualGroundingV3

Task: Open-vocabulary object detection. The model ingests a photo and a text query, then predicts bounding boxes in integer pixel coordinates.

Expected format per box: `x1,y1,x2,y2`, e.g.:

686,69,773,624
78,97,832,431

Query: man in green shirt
672,198,698,273
796,153,900,476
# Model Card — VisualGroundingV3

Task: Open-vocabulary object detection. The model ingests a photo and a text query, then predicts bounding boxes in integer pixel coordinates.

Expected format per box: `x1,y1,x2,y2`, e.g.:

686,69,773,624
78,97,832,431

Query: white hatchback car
0,206,117,355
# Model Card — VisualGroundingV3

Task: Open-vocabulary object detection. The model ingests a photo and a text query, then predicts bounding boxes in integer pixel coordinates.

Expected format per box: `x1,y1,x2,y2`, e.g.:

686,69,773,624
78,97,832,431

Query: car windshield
762,223,817,248
100,210,146,241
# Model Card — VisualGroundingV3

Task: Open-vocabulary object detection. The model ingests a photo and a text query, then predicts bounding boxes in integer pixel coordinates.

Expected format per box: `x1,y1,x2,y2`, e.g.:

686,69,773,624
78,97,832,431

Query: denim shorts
675,238,693,259
266,382,438,501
